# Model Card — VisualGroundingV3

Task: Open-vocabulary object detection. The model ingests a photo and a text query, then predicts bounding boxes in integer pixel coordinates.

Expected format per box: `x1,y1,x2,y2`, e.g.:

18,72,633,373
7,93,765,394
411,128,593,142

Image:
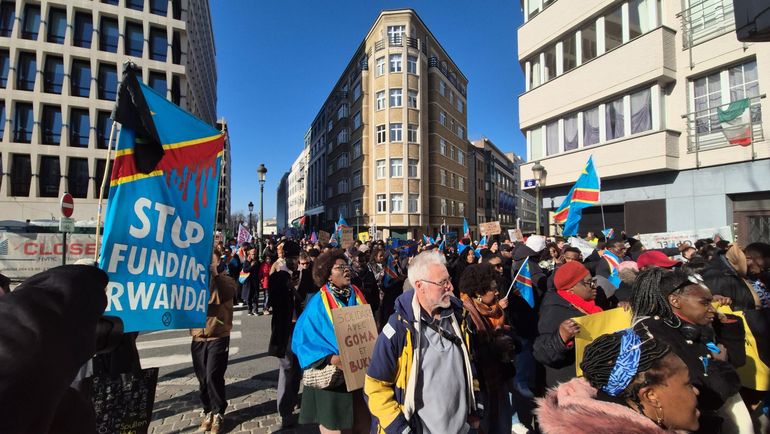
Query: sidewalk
149,377,319,434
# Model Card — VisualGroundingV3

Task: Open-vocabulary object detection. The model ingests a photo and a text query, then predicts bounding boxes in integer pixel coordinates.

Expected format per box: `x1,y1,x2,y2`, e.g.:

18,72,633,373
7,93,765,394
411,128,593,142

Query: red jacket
259,262,270,289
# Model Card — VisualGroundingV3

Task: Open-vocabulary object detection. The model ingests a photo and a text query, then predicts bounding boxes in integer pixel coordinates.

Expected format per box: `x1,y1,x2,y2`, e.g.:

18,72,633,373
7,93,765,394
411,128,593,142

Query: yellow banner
717,306,770,391
573,308,633,377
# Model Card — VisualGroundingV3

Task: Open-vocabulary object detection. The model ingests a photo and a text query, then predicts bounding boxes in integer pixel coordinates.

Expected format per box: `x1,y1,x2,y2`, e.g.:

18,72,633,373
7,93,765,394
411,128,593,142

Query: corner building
517,0,769,245
0,0,218,222
303,9,470,240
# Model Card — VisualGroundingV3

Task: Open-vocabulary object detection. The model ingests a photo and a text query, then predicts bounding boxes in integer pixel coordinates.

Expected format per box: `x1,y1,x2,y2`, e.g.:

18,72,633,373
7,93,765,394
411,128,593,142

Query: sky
211,1,526,220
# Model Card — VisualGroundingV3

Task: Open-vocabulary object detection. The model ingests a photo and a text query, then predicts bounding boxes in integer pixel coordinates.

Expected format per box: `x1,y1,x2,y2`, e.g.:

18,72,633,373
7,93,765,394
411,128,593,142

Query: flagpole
506,258,525,299
93,121,119,263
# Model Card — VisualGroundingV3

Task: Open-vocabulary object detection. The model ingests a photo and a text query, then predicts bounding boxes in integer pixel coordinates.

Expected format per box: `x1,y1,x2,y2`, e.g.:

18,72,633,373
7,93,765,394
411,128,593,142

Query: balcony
678,0,735,49
375,36,421,51
428,57,467,97
519,26,676,130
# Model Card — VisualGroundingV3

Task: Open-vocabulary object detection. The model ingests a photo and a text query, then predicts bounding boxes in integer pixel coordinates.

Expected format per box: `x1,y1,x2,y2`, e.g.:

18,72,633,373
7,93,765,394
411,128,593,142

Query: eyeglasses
420,279,452,288
580,278,597,288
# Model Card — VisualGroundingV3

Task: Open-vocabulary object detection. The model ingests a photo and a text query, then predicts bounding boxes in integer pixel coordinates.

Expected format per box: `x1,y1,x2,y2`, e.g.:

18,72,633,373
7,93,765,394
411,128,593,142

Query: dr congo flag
99,63,225,332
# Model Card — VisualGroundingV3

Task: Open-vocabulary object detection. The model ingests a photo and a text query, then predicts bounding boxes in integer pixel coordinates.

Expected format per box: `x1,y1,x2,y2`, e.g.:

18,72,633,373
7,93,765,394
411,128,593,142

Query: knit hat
554,261,590,291
525,235,546,253
637,251,681,269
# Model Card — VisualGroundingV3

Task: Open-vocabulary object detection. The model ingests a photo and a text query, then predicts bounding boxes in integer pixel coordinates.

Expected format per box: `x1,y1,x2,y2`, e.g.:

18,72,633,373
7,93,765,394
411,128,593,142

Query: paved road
137,307,318,433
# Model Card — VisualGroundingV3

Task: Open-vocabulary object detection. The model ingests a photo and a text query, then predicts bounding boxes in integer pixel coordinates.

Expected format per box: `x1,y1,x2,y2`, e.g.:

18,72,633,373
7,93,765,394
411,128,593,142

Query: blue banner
98,70,224,332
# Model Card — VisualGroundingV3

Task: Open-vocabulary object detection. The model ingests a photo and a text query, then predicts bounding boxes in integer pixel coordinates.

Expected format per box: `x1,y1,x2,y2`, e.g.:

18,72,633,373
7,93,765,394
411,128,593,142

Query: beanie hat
554,261,590,291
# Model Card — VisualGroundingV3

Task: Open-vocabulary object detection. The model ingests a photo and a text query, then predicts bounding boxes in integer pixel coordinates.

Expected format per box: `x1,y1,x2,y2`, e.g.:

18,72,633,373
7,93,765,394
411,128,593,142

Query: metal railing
428,57,466,97
678,0,735,68
682,94,765,166
375,36,421,51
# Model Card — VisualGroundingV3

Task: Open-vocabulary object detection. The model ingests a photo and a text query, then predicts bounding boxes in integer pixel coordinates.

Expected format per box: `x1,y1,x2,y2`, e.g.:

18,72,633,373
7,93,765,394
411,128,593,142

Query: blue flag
513,259,535,308
99,65,224,332
603,250,622,288
558,156,601,236
475,235,488,257
463,218,471,239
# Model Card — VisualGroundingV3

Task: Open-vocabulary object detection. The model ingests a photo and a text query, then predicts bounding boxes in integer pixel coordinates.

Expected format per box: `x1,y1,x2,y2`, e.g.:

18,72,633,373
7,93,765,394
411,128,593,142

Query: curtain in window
546,122,559,155
530,128,543,160
631,89,652,134
605,98,625,140
564,115,578,150
583,108,599,146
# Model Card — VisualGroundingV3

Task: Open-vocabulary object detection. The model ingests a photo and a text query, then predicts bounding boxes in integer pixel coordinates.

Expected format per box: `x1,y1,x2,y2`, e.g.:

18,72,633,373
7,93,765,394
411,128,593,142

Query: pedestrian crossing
137,310,246,369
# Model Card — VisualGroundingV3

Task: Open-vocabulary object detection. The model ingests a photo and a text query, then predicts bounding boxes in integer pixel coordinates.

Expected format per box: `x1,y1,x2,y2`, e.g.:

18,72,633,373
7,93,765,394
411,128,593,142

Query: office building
469,137,517,236
288,136,309,227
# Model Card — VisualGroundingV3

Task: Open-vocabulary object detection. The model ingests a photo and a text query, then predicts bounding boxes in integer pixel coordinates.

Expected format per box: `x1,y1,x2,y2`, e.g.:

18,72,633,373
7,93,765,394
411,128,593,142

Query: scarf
557,289,603,315
460,293,508,335
326,281,351,301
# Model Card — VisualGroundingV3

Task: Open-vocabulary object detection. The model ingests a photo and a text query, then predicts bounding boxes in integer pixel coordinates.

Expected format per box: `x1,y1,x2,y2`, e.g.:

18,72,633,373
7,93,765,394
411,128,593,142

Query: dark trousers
277,326,301,418
191,336,230,415
245,283,258,313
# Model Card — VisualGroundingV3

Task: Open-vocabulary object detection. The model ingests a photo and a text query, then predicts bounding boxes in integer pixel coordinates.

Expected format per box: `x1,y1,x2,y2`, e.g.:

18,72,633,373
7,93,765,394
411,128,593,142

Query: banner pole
94,121,118,263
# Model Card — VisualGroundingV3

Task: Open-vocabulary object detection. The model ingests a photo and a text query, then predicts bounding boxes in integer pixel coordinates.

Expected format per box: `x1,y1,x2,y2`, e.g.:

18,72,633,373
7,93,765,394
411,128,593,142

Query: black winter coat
702,253,757,311
268,269,298,358
533,291,585,387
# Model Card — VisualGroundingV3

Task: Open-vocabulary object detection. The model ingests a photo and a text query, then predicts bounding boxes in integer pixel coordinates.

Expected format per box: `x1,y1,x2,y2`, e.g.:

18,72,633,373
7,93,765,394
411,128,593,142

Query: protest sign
0,232,97,279
479,221,502,236
573,308,632,376
318,230,331,244
332,304,378,391
341,227,355,248
98,67,224,332
508,228,524,242
90,368,159,434
638,226,733,250
568,236,596,259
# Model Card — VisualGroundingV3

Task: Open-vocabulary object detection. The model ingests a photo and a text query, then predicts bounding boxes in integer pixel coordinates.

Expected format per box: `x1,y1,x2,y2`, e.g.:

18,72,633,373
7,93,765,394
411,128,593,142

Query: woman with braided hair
631,267,751,433
537,326,700,433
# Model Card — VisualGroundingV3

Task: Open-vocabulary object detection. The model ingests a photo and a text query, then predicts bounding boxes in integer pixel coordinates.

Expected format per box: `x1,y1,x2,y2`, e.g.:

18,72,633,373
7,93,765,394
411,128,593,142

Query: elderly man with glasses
365,251,480,434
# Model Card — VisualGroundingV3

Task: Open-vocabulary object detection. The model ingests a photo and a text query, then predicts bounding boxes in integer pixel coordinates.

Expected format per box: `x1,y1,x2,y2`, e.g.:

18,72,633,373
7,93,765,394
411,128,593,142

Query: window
527,0,540,19
693,60,760,136
0,1,15,37
148,71,166,96
172,31,182,64
99,17,119,52
172,0,181,19
171,74,181,104
458,202,465,217
458,150,465,165
96,111,112,149
544,45,557,81
450,146,456,161
352,140,361,159
376,57,385,76
563,33,577,73
47,8,67,43
376,91,385,110
127,0,144,11
408,159,418,177
605,97,625,140
68,158,90,198
376,125,386,143
390,54,402,72
41,105,62,145
337,179,348,194
631,89,652,134
150,27,167,61
530,127,543,160
39,156,60,197
17,52,36,91
327,120,333,132
14,102,33,143
0,100,4,141
10,154,32,197
353,111,361,130
458,176,465,190
44,56,64,94
150,0,168,16
21,4,40,40
389,88,402,107
409,194,418,213
352,170,361,188
408,124,418,142
390,123,402,142
457,126,465,139
456,99,464,113
337,129,349,145
583,107,600,146
629,0,654,39
529,55,541,89
564,113,579,151
439,80,446,96
95,159,112,198
391,194,403,213
337,104,348,120
581,21,597,63
102,0,120,5
353,81,361,100
388,25,405,44
546,121,559,155
98,63,118,100
125,21,144,57
439,111,447,126
376,159,386,178
74,12,93,48
440,169,447,186
0,49,8,87
440,138,447,155
441,199,448,215
605,8,623,52
407,56,417,74
70,108,90,148
408,90,418,108
71,59,91,97
377,194,387,213
390,158,403,177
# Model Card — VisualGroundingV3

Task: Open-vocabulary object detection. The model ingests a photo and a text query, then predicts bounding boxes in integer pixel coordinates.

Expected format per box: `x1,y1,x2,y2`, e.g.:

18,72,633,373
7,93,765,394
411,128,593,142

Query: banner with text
479,221,502,236
0,232,97,279
332,304,378,392
638,226,733,250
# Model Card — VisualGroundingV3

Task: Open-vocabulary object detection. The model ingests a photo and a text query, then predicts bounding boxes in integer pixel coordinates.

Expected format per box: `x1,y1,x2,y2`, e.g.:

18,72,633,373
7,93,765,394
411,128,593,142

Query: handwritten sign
90,368,159,434
318,230,331,244
341,227,355,249
479,221,502,236
508,228,524,242
638,226,733,250
332,304,378,391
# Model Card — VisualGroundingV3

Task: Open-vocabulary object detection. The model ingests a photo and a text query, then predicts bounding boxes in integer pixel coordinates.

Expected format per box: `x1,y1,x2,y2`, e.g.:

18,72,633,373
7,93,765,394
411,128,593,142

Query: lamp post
257,164,267,255
531,161,546,235
248,201,254,238
355,205,361,241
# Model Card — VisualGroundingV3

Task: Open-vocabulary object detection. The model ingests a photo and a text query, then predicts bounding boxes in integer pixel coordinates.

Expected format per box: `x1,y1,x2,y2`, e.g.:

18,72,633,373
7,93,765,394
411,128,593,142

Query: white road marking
137,331,241,350
140,347,240,368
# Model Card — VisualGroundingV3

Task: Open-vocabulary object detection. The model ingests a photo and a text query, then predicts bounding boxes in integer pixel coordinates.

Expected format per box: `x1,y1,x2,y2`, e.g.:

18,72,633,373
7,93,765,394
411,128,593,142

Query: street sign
524,179,538,188
60,193,74,217
59,217,75,233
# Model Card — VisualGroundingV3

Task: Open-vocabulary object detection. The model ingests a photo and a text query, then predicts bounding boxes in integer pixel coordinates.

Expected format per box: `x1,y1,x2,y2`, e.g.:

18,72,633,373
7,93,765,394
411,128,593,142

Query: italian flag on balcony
718,98,753,147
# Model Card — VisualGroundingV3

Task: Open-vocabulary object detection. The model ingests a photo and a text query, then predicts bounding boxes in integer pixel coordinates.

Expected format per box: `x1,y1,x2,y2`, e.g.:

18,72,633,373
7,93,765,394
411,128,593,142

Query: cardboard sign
638,226,733,250
90,368,159,434
318,230,331,244
332,304,378,392
479,221,502,236
508,228,524,242
573,308,633,376
341,227,355,249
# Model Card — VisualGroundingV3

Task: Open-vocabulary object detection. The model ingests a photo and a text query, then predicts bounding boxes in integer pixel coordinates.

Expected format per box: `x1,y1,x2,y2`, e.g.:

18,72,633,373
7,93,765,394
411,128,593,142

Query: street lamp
532,161,546,235
248,201,254,238
257,164,267,255
355,205,361,240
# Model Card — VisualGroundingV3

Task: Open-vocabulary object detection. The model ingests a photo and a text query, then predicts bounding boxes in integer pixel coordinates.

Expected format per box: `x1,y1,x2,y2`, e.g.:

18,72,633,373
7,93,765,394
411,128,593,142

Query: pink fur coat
536,378,690,434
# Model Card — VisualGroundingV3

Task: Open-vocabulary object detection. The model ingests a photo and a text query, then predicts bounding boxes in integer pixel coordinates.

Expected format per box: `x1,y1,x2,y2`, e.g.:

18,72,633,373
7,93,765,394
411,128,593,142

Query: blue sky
211,1,525,219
